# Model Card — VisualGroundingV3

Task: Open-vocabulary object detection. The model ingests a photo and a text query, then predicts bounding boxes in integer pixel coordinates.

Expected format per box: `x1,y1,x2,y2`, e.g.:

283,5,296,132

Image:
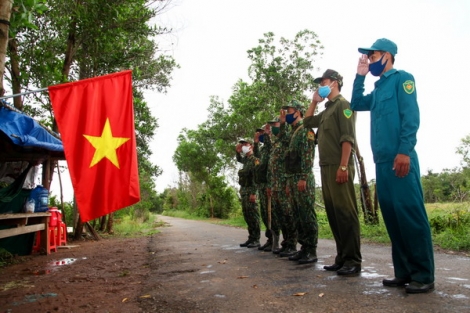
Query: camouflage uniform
284,119,318,257
237,152,260,245
254,135,282,250
267,123,297,252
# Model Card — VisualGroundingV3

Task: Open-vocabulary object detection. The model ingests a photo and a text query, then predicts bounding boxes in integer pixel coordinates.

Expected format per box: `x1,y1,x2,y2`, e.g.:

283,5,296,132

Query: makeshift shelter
0,104,65,255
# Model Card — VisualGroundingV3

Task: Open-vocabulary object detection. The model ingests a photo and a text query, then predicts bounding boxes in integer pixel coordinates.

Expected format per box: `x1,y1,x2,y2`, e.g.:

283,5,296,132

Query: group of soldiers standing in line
234,38,436,294
236,68,361,275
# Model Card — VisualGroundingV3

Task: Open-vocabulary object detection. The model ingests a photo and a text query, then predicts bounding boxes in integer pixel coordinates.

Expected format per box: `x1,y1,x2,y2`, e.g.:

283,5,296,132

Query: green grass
160,203,470,252
112,214,162,237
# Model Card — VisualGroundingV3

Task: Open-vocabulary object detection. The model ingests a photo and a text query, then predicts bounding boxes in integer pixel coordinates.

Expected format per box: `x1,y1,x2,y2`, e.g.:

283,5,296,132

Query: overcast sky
52,0,470,199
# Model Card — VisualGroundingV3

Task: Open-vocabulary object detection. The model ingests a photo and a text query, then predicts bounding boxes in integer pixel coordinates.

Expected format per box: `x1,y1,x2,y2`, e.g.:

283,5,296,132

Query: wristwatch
340,165,348,172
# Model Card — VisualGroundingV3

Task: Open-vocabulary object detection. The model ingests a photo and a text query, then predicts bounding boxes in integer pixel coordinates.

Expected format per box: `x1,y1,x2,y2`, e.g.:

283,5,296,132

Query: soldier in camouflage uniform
280,100,319,264
253,126,274,251
236,139,261,248
266,118,298,255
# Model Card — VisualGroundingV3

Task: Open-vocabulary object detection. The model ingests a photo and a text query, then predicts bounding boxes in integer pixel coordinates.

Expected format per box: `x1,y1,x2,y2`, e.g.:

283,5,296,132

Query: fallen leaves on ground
292,292,307,296
237,276,249,279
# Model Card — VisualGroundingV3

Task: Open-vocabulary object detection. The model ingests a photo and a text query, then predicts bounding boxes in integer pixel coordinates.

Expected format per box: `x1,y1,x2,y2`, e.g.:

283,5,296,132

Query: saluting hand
279,109,286,124
312,89,323,103
357,54,369,76
236,143,242,153
254,132,260,143
393,154,410,178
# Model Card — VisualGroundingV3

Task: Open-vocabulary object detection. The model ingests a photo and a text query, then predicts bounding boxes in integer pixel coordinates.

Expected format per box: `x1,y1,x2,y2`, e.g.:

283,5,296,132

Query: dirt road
1,215,470,313
141,216,470,313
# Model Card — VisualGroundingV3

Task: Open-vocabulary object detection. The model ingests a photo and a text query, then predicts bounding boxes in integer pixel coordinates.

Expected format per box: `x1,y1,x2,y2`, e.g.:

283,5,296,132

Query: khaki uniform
304,94,361,267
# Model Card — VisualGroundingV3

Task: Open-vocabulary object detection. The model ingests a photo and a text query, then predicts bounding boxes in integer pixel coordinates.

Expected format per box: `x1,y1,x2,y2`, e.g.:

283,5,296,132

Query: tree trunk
106,212,114,234
209,194,214,218
74,218,84,241
99,215,107,232
0,0,12,97
7,38,22,109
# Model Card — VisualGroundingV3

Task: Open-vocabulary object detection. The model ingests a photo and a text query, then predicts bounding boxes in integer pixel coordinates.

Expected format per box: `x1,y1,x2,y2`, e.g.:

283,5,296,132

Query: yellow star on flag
83,118,130,168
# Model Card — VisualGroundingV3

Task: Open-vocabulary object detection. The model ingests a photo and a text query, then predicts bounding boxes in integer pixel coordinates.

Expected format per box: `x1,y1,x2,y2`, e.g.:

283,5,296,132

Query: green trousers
320,165,362,267
286,173,318,253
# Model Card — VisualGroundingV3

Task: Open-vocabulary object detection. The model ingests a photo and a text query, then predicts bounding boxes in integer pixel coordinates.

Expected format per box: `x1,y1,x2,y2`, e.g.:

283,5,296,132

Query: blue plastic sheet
0,106,63,152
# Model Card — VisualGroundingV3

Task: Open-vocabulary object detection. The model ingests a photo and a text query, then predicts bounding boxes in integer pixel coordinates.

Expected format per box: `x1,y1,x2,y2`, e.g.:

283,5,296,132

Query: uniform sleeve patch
307,131,315,141
403,80,415,94
254,159,260,166
343,109,353,119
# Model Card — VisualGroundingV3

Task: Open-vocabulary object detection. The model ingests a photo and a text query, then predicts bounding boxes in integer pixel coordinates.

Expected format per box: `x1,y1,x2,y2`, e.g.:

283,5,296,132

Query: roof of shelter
0,103,65,162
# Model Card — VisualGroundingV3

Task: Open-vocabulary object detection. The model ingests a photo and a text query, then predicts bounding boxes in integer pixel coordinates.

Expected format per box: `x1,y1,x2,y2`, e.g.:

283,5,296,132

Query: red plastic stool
57,221,67,246
32,227,57,254
48,226,58,252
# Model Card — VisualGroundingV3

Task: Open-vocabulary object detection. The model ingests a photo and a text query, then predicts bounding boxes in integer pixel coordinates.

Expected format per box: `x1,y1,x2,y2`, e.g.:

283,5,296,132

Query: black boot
258,241,272,251
240,240,250,247
279,246,297,257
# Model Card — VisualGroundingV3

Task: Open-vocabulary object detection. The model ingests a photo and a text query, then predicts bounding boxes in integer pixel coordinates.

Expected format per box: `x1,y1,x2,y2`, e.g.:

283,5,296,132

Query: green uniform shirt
267,123,289,191
236,152,258,195
304,94,355,166
285,120,316,180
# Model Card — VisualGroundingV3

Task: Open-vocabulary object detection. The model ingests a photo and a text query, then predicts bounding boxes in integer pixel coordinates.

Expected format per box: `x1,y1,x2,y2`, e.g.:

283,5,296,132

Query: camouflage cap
238,138,253,144
256,125,265,132
267,117,280,124
281,99,305,114
313,69,343,87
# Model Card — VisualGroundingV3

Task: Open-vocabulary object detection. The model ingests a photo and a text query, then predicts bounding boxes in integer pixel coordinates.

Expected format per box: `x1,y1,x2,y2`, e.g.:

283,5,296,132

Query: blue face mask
369,54,388,76
318,84,332,98
286,112,296,124
258,134,264,143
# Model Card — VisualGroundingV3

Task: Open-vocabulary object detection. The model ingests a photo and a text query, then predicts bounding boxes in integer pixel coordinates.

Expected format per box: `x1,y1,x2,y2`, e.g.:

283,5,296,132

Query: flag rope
0,87,48,100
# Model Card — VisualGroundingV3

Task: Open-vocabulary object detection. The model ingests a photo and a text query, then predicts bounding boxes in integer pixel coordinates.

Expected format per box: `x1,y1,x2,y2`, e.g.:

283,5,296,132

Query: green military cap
358,38,398,56
314,69,343,87
267,117,280,124
238,138,253,144
256,125,265,132
282,99,305,114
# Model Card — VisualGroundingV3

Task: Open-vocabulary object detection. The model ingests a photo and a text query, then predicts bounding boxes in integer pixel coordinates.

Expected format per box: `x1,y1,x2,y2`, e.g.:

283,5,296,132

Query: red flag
49,70,140,222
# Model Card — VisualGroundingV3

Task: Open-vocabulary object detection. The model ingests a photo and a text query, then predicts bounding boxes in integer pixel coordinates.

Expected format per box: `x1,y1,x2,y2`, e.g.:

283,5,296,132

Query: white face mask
241,145,251,155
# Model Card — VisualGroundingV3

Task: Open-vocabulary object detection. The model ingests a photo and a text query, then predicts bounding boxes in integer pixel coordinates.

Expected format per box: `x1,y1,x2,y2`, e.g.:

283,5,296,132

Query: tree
172,30,325,217
5,0,178,232
0,0,12,97
456,134,470,168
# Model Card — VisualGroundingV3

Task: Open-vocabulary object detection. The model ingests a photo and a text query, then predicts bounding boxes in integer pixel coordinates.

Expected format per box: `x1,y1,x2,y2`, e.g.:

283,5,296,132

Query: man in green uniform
236,139,261,248
280,101,318,264
304,69,362,276
351,38,435,293
253,126,278,251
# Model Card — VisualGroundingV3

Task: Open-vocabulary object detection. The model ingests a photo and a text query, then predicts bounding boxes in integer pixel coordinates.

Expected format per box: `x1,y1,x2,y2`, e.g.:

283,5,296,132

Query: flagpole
0,87,48,100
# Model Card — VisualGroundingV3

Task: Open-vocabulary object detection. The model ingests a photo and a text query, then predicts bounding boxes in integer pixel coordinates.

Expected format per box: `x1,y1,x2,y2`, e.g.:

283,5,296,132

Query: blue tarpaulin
0,106,63,152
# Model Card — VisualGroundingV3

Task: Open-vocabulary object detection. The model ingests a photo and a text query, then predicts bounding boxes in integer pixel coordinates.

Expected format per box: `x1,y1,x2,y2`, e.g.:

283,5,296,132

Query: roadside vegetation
162,202,470,253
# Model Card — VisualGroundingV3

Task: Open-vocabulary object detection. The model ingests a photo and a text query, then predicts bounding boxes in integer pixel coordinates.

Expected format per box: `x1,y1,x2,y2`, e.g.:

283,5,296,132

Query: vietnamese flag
49,70,140,222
